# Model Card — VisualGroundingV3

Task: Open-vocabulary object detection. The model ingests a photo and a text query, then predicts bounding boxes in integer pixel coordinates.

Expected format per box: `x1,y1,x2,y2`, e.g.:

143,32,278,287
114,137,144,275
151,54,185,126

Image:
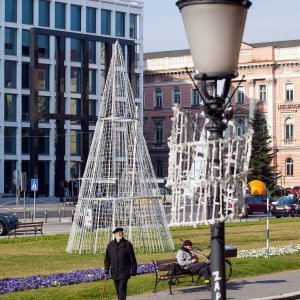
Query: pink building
144,40,300,188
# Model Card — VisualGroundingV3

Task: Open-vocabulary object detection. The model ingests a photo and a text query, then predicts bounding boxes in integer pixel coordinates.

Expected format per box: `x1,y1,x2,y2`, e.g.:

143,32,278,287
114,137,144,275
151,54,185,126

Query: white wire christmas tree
67,42,174,254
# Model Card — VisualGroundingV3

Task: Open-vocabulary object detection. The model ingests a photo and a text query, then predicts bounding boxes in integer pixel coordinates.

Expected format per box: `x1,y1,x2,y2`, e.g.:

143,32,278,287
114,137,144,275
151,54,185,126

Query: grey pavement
128,270,300,300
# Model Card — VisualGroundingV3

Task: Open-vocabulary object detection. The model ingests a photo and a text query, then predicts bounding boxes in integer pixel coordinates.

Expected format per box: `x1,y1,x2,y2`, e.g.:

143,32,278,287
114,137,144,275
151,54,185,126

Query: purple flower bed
0,263,155,295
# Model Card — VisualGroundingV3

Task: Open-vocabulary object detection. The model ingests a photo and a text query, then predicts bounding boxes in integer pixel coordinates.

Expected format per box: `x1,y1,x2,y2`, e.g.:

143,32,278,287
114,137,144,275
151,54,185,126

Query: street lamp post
176,0,252,299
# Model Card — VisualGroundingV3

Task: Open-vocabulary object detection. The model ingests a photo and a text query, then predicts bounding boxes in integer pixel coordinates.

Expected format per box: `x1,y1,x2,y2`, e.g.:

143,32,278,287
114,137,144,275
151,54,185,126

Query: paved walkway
128,269,300,300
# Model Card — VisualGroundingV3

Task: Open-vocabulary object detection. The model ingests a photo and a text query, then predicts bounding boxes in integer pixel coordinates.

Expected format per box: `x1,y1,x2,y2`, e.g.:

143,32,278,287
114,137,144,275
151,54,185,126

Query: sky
143,0,300,52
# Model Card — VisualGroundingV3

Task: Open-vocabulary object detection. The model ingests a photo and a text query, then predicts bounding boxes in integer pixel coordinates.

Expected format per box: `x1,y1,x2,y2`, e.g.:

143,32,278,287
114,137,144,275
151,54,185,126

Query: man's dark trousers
113,279,128,300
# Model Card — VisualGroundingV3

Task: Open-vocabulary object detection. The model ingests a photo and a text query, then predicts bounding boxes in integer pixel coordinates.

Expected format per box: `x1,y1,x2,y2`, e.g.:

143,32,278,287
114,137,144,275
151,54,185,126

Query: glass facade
86,7,96,33
22,30,30,56
130,14,137,38
39,0,50,27
38,35,50,58
22,62,30,89
5,0,17,23
1,0,142,197
5,94,17,121
22,0,33,25
55,2,66,29
4,127,17,154
70,67,81,93
70,39,81,62
101,10,111,35
116,12,125,37
5,61,17,88
71,5,81,31
5,28,17,55
38,65,50,91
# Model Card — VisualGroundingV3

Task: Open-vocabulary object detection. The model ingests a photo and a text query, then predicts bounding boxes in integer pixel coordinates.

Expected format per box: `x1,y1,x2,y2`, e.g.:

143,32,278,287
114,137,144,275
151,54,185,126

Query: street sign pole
33,190,36,221
31,179,38,221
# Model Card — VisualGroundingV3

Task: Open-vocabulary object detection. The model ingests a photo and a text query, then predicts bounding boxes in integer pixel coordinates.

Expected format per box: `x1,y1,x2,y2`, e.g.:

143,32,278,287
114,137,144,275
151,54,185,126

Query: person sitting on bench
176,240,211,290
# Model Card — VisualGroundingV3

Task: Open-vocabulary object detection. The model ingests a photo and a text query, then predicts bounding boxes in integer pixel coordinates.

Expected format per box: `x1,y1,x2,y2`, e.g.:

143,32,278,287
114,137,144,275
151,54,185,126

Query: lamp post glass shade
176,0,252,79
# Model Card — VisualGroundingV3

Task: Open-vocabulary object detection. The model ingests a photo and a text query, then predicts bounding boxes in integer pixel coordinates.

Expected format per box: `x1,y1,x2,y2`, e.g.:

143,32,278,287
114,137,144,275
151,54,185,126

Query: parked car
244,195,268,214
271,196,300,218
0,213,19,236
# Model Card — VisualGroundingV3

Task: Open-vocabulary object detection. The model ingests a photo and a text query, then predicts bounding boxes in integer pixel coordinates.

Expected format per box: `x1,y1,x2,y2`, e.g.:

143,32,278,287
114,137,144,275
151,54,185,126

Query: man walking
104,227,137,300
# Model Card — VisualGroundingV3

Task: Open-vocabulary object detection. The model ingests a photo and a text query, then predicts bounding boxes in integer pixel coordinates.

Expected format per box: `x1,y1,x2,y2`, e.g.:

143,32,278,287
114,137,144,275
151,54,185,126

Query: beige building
144,40,300,189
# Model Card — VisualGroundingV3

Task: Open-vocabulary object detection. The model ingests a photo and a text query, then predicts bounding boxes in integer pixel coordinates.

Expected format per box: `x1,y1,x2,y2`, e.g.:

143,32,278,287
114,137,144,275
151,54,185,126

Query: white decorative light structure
175,0,252,299
67,42,174,254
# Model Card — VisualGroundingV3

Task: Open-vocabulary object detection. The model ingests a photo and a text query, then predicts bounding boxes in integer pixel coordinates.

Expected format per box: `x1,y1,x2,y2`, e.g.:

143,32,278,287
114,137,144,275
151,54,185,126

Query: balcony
283,139,296,146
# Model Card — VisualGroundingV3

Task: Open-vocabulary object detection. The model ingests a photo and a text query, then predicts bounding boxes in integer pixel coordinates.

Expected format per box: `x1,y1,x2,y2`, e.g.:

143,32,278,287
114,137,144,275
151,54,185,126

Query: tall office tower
0,0,143,198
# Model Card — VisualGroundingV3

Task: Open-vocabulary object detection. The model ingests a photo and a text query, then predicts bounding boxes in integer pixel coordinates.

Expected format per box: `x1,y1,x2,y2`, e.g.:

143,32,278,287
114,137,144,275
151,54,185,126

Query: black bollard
59,211,61,223
45,210,48,223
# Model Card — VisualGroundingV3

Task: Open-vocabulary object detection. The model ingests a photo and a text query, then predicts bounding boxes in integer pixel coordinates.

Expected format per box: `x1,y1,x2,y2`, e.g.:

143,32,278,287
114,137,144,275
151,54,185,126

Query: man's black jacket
104,238,137,280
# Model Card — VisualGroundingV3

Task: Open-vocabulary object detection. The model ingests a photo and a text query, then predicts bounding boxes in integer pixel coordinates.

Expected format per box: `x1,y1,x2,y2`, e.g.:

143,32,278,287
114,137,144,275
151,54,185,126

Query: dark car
271,196,300,218
244,195,268,214
0,213,19,236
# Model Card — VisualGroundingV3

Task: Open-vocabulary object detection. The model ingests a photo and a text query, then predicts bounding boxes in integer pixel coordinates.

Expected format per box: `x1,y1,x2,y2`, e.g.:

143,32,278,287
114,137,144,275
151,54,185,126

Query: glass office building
0,0,143,197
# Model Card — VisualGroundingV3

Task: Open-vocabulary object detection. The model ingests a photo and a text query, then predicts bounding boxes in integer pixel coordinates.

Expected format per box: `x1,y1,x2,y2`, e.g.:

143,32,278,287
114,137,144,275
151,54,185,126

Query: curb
251,291,300,300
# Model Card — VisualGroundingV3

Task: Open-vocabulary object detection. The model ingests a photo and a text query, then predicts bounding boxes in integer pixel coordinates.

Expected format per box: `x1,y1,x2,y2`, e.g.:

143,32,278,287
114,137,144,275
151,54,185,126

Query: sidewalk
128,270,300,300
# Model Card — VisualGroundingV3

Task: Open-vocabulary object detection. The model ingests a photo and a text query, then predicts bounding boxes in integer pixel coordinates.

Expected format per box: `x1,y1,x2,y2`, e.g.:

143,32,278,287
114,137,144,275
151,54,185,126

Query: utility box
225,244,237,258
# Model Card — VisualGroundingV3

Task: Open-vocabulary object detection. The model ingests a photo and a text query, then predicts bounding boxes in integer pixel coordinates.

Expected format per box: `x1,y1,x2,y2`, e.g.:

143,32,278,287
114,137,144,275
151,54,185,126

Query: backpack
168,263,190,276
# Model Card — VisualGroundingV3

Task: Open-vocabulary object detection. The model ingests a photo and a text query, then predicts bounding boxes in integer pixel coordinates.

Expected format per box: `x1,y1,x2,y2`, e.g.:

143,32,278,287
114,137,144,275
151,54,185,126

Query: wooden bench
10,221,44,237
152,257,202,295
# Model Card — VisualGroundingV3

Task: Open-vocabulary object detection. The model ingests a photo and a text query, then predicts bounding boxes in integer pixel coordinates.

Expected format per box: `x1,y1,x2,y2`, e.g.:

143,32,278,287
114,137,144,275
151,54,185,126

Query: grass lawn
1,218,300,299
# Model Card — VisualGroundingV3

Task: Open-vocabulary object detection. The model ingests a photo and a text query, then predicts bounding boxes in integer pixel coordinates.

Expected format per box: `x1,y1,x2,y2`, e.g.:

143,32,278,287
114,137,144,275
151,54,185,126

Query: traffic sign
31,179,38,191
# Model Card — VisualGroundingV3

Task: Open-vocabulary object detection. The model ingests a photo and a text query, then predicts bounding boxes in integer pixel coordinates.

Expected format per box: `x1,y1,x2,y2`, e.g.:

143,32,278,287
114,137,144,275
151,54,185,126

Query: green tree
248,107,278,189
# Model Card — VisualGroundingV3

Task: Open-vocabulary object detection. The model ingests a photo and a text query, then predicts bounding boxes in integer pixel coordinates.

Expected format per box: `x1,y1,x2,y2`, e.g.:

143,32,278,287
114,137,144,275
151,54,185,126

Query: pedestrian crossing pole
31,179,38,221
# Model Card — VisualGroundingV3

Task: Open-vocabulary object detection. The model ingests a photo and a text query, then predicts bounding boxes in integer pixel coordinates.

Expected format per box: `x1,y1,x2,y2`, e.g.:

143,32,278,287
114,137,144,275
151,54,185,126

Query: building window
38,35,50,58
22,0,33,25
135,74,140,98
22,95,30,121
173,89,181,105
38,65,50,91
116,12,125,37
88,41,96,64
5,61,17,88
101,9,111,35
70,39,81,62
70,130,81,156
22,62,30,89
154,90,163,108
5,28,17,55
38,96,50,123
236,118,245,136
284,118,294,141
70,98,81,124
156,160,163,177
89,69,96,94
5,94,17,121
70,67,81,93
55,2,66,29
236,86,245,104
5,0,17,23
285,83,294,101
39,0,50,27
38,128,50,154
286,158,294,176
4,127,17,154
86,7,96,33
154,122,163,145
89,100,97,117
71,5,81,31
259,84,267,101
22,128,30,154
22,30,30,56
191,88,200,106
129,14,137,38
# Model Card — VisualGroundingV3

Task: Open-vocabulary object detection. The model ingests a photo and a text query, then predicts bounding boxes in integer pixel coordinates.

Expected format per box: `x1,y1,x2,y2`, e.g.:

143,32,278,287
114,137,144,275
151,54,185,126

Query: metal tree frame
67,42,174,254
